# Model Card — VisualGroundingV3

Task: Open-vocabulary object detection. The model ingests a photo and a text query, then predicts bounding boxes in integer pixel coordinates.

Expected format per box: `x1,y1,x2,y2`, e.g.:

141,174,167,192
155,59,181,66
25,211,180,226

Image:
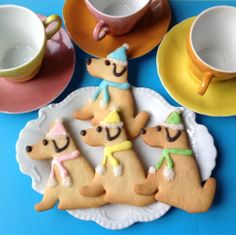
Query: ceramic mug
0,5,62,82
187,6,236,95
84,0,160,41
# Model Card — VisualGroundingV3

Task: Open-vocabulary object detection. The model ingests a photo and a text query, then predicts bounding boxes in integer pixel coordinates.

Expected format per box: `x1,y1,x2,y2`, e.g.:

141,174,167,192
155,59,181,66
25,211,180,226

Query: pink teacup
84,0,160,41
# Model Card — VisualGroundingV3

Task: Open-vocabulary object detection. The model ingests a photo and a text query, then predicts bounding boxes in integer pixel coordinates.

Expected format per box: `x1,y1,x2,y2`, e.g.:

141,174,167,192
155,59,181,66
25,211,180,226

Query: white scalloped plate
16,87,217,230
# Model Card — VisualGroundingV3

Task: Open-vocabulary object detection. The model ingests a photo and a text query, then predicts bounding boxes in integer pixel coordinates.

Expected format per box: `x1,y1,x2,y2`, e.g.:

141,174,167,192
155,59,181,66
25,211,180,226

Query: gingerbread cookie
26,119,105,211
135,112,216,213
74,44,149,138
79,110,154,206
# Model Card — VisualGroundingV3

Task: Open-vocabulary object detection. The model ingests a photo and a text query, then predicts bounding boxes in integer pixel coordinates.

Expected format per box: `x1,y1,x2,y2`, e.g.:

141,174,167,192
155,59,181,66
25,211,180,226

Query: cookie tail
35,194,58,211
80,182,105,197
187,177,216,213
134,184,157,195
74,104,93,120
125,111,149,138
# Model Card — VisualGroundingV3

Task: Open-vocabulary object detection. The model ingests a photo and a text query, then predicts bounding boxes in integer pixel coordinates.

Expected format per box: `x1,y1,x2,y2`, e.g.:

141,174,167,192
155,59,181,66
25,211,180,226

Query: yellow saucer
157,17,236,116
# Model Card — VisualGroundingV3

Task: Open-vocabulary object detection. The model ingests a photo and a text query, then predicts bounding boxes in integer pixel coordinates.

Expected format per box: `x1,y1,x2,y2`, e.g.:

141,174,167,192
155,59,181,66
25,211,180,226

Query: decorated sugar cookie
135,112,216,213
79,110,155,206
74,44,149,138
26,119,105,211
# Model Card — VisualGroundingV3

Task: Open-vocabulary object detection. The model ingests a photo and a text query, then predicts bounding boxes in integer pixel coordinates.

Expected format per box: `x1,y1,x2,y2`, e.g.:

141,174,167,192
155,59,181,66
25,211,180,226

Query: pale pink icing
49,150,80,180
47,120,68,138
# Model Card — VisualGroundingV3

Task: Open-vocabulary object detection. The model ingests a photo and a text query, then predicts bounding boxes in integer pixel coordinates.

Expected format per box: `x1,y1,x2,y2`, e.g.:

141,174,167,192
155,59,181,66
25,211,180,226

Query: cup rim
189,5,236,74
0,5,46,73
85,0,151,19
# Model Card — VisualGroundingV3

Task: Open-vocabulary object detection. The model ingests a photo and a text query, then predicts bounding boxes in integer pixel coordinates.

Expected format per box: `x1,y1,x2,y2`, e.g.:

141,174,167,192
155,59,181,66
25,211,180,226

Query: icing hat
46,119,68,138
162,112,184,130
107,43,129,65
100,110,123,128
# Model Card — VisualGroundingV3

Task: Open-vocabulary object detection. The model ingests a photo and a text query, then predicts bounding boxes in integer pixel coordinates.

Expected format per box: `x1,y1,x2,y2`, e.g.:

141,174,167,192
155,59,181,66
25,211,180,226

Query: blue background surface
0,0,236,234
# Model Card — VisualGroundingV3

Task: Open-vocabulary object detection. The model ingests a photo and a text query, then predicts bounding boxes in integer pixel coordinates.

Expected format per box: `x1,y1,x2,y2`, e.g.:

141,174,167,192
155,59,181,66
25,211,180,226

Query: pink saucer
0,16,75,114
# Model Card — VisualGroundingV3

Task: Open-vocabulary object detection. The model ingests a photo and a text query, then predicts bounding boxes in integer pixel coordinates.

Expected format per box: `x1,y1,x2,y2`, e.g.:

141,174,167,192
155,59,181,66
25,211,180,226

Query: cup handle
43,15,62,40
93,21,111,41
198,72,213,96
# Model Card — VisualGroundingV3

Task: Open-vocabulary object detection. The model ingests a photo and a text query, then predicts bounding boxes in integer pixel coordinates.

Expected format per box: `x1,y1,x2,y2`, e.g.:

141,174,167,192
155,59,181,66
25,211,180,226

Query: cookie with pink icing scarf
26,119,105,211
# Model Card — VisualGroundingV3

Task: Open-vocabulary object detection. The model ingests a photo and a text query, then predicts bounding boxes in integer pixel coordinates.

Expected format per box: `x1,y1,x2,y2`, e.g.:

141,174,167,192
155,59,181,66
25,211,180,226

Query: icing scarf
156,148,193,170
155,148,193,181
102,141,132,167
92,80,130,106
49,150,80,186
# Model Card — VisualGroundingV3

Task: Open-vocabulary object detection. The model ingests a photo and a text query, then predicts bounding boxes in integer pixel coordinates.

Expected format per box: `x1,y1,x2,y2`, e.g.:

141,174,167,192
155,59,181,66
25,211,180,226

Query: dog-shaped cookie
26,119,105,211
135,112,216,213
74,44,149,139
79,110,154,206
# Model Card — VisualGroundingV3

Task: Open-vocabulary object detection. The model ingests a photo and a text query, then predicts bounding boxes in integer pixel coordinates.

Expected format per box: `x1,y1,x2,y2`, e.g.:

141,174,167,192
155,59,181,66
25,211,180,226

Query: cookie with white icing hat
74,44,149,139
26,119,105,211
135,111,216,213
79,110,155,206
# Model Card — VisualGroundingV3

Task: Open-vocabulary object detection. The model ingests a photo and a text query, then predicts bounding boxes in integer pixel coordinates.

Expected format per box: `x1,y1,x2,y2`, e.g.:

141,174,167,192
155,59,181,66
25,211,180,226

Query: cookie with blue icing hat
74,44,149,139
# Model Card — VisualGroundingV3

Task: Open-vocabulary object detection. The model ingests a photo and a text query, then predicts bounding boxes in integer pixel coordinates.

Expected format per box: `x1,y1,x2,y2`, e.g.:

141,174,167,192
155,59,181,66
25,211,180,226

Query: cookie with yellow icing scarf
26,119,105,211
79,110,155,206
74,43,149,139
135,111,216,213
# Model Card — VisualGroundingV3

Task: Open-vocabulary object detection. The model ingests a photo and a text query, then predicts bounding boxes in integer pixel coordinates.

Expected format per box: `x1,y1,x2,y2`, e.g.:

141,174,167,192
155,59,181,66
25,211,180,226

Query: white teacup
0,5,62,82
85,0,160,41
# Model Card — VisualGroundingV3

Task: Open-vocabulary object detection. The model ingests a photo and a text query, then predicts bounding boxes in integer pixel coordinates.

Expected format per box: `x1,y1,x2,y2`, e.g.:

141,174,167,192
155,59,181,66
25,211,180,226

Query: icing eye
42,139,48,145
80,130,87,136
105,60,110,66
140,128,146,135
96,126,102,132
26,145,32,152
156,126,161,132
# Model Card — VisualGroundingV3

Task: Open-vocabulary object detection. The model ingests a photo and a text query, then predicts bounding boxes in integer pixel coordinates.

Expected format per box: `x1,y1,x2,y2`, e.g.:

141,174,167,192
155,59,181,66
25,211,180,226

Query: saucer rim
0,22,76,114
157,17,236,117
63,0,171,59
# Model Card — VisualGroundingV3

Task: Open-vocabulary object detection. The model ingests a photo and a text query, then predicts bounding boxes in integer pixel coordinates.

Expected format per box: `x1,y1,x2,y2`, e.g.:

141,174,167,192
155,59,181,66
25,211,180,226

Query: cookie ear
164,127,182,142
112,63,127,77
105,127,121,141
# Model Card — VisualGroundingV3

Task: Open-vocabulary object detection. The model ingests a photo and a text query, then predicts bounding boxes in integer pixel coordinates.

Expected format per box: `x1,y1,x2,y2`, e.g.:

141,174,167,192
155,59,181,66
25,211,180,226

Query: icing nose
80,130,87,136
26,145,32,153
86,58,92,65
140,128,146,135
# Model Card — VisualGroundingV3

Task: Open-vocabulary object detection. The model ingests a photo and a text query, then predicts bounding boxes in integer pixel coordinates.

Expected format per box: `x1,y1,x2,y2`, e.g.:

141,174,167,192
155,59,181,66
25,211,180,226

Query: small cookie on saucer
74,44,149,138
26,119,105,211
79,110,155,206
135,111,216,213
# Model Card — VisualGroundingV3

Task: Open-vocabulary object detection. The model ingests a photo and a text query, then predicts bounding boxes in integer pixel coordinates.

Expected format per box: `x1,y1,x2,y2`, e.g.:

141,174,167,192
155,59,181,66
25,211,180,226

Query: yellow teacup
0,5,62,82
187,6,236,95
